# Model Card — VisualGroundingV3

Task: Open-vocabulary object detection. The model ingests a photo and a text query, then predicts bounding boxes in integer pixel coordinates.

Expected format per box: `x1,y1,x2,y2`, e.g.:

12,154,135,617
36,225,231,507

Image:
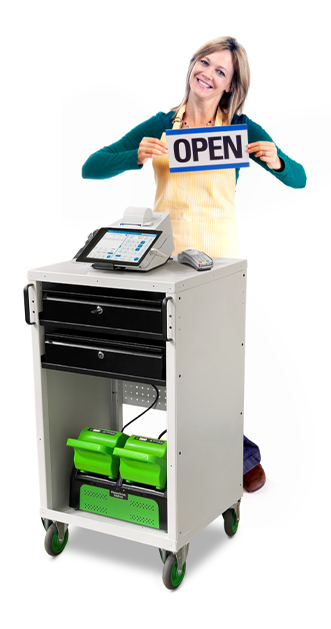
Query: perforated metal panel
80,485,160,528
123,382,166,411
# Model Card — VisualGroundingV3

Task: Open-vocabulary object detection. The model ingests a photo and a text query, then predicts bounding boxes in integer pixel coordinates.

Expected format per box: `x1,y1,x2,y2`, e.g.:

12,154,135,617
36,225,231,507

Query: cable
122,384,160,432
158,429,167,440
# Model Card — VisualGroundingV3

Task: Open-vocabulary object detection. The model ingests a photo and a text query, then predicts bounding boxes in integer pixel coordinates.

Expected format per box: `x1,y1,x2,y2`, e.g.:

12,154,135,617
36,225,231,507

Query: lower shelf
40,505,174,550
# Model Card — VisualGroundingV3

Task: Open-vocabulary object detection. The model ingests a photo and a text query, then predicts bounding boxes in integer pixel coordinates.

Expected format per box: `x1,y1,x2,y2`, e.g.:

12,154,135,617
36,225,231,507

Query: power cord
122,384,160,432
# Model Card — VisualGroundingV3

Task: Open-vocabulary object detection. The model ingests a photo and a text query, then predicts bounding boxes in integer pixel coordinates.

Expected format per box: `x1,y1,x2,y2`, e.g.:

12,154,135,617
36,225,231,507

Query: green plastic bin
114,435,167,490
67,427,129,479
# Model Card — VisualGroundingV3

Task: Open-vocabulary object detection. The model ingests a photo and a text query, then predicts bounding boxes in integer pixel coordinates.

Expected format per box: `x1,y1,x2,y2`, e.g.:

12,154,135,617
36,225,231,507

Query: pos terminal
75,207,174,272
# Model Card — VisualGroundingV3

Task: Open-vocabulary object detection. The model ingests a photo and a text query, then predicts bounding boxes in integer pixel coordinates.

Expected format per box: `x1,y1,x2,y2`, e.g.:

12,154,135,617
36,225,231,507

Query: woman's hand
247,141,283,171
137,137,168,165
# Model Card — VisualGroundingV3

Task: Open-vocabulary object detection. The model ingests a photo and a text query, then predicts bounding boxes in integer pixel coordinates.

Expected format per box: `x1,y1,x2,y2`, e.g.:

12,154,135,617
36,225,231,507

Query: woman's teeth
197,78,212,88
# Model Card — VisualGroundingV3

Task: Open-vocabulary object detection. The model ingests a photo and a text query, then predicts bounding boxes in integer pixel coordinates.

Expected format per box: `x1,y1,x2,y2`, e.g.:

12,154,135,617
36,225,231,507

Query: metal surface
40,506,176,551
176,543,190,575
24,283,36,325
231,499,241,522
162,296,174,341
91,305,103,314
174,270,245,545
28,257,247,293
122,382,166,411
55,521,68,544
159,549,169,563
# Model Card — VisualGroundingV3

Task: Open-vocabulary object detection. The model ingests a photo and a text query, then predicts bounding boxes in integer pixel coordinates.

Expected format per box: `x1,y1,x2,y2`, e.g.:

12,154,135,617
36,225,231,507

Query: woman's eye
200,59,208,66
217,70,225,76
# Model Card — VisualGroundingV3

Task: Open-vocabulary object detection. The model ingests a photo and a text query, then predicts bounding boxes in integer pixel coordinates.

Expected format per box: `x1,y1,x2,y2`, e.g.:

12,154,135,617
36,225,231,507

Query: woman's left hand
247,141,282,170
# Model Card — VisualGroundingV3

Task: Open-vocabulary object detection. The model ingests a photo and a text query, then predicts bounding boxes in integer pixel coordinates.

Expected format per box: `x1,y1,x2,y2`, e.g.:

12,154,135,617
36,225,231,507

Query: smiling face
189,49,234,107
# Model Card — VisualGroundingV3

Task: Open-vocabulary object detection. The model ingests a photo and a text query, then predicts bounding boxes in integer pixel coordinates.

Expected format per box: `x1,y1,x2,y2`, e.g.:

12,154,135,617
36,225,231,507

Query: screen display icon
87,230,158,263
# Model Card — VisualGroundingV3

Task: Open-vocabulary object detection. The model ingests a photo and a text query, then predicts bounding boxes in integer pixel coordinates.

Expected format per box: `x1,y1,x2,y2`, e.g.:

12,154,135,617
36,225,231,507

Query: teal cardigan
82,111,306,188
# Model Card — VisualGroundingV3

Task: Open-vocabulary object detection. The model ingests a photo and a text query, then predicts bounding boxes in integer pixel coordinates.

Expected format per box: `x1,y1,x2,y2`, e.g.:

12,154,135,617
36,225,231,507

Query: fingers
137,137,168,165
247,141,275,151
254,150,266,158
247,141,275,155
247,141,278,169
150,137,168,149
254,150,274,159
143,137,167,149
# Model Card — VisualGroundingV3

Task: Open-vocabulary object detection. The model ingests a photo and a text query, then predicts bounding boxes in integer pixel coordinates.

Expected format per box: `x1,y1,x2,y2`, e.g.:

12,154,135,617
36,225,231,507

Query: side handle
162,296,173,341
113,447,151,463
24,283,36,325
66,438,112,456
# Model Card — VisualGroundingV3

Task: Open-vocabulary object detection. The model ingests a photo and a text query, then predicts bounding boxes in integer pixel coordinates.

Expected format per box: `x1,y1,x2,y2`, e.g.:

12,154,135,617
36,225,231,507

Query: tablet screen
76,228,162,266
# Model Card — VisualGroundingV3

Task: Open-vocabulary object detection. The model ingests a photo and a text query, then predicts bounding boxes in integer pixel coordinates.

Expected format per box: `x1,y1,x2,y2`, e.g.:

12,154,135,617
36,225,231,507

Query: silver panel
175,270,246,542
28,257,247,294
122,381,166,411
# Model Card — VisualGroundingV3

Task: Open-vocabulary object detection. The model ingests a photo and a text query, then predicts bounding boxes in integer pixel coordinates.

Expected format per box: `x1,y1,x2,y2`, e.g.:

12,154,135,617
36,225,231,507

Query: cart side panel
30,281,53,509
175,269,246,542
165,294,177,542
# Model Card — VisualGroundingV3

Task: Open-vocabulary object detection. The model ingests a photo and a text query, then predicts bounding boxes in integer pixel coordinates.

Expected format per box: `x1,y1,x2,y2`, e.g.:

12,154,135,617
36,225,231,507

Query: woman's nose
202,71,212,83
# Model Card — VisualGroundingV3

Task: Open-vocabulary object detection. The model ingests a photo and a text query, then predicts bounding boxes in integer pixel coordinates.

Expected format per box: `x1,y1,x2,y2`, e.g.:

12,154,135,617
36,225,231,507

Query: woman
82,36,306,492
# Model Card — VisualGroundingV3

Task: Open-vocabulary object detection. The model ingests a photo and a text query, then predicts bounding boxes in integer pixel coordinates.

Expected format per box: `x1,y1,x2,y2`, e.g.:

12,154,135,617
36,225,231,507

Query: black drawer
42,334,166,384
40,283,166,339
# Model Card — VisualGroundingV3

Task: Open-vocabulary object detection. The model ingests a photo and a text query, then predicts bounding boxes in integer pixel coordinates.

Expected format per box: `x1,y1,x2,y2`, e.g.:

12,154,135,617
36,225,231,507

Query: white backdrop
3,0,330,624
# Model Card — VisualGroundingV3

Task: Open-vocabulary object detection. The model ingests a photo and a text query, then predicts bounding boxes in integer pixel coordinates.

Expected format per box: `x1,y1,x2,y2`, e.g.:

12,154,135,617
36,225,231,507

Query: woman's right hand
137,137,168,165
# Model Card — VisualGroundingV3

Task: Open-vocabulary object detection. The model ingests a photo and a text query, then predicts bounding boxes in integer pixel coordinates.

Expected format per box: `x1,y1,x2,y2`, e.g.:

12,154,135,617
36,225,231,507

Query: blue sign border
169,162,250,173
166,124,248,136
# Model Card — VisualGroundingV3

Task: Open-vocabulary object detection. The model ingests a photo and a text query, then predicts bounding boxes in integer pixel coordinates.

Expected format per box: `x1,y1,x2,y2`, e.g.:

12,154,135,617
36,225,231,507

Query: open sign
166,124,249,173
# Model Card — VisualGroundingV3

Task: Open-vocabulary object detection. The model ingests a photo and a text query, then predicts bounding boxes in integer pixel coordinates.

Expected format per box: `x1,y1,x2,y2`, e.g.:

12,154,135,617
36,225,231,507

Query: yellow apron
152,105,239,258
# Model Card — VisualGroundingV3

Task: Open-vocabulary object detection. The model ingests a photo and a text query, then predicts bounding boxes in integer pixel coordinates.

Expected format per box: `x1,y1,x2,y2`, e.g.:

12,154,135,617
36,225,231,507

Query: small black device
177,249,213,271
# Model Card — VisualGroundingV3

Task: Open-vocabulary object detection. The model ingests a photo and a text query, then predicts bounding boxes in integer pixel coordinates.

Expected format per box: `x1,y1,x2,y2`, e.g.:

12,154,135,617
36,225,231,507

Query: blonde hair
172,36,250,125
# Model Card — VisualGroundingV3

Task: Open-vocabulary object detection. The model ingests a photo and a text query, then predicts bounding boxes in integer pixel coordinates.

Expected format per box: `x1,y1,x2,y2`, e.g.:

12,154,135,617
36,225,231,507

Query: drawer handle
98,351,105,360
91,305,103,315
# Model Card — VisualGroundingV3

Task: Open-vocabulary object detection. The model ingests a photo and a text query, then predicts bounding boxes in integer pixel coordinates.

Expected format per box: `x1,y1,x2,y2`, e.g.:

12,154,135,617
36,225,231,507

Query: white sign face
166,124,249,173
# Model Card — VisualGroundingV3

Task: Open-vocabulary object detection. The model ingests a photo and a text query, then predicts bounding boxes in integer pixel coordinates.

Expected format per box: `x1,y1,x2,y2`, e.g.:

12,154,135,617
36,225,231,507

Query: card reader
177,249,213,271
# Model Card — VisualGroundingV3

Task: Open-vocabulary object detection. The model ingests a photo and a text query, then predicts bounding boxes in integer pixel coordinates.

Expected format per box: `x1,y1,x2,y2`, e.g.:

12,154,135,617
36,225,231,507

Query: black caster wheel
222,508,239,537
162,553,186,590
44,523,69,556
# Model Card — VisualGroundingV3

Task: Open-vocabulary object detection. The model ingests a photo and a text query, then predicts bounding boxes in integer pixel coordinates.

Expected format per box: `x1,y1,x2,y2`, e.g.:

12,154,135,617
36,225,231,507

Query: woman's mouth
197,78,212,89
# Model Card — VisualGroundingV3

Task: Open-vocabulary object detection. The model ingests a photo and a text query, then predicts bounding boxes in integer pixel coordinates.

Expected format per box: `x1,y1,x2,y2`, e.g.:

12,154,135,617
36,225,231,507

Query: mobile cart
25,256,247,589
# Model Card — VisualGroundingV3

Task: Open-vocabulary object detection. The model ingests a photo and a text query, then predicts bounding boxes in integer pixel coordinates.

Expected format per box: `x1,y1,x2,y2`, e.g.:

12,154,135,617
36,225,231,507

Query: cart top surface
28,256,247,293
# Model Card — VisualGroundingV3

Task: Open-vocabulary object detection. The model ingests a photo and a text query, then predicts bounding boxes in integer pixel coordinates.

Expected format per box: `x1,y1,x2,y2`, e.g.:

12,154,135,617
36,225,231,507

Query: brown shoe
243,463,266,492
